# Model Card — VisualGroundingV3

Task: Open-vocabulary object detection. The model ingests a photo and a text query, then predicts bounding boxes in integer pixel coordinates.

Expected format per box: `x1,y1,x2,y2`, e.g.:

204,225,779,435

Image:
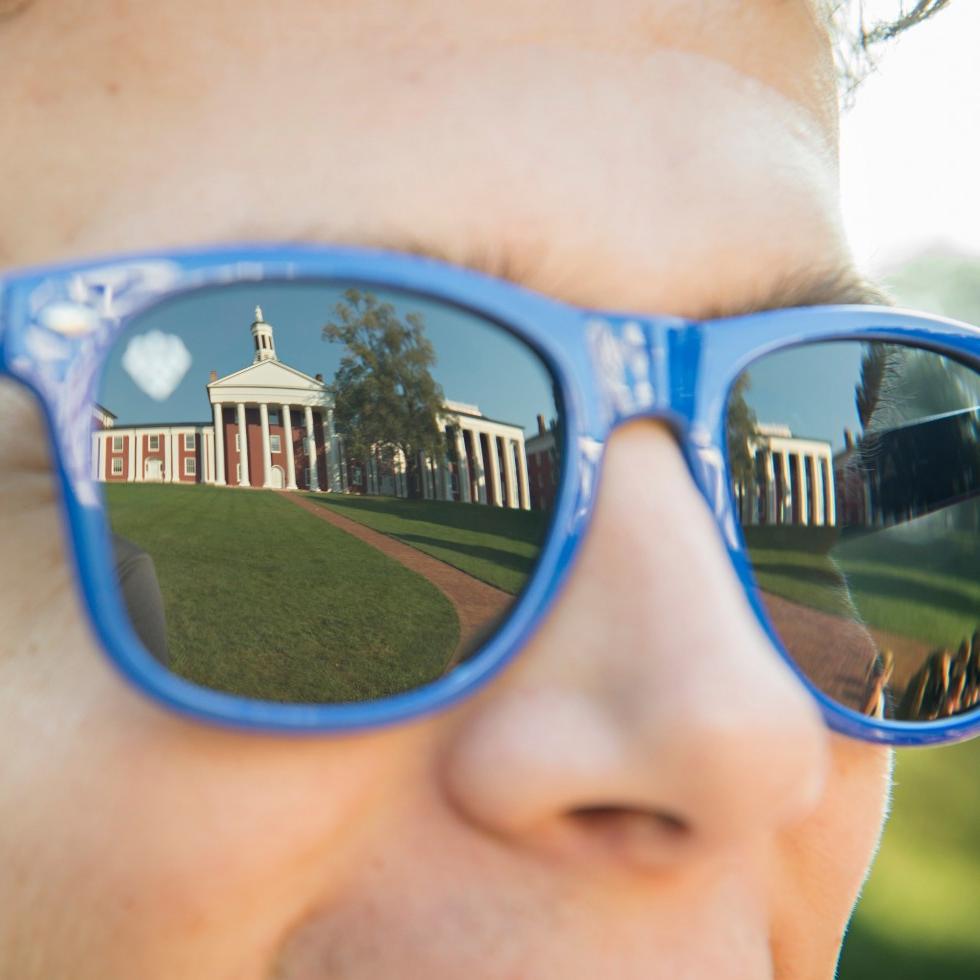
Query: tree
323,289,447,499
726,372,759,513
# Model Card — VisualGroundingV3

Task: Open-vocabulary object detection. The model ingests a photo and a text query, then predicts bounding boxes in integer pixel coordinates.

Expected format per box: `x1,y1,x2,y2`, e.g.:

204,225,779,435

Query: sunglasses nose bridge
583,314,691,434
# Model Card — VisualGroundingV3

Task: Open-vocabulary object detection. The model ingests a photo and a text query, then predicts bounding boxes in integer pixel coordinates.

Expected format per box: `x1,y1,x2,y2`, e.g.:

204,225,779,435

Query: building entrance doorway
270,465,285,489
144,458,163,481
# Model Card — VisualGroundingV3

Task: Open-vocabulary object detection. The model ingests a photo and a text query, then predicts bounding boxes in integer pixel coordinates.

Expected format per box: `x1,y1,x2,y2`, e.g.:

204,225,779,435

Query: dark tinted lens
95,283,562,703
727,340,980,723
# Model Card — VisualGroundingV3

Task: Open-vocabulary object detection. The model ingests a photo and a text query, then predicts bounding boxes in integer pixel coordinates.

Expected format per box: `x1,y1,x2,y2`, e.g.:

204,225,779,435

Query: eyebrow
702,264,892,321
278,228,889,320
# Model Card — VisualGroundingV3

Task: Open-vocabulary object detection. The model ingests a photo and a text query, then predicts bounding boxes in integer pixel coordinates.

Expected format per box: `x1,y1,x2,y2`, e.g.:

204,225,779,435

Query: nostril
568,805,693,869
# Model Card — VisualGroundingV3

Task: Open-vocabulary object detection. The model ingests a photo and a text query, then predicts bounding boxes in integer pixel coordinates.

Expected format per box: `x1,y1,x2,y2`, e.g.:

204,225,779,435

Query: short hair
827,1,954,96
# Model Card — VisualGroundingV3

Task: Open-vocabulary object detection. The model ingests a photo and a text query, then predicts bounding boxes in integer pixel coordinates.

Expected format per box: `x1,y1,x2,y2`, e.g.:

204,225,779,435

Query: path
281,493,512,667
762,592,930,709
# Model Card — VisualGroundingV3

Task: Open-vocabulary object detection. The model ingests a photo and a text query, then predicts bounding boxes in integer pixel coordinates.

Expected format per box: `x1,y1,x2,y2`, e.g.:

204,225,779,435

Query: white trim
212,404,226,486
236,402,250,486
148,434,160,451
270,433,282,454
183,432,195,451
112,434,124,452
184,456,197,476
259,402,274,488
111,457,124,475
282,404,298,490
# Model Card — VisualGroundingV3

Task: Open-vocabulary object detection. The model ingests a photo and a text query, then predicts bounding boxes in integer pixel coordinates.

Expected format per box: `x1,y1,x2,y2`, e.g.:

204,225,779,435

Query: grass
743,524,980,649
104,484,459,702
839,738,980,980
310,493,550,594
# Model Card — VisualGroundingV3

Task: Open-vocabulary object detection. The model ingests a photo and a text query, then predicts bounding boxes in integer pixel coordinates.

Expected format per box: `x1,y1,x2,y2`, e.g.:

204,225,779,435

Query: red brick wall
104,434,129,481
527,448,557,511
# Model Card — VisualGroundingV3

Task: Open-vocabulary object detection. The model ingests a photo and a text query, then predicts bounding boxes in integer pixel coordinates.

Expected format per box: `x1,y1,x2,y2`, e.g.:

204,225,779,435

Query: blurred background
836,3,980,977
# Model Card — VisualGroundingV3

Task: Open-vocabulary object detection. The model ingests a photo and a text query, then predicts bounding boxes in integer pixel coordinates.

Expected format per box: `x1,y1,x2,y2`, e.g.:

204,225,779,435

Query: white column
128,434,136,482
780,450,791,524
236,403,250,486
395,448,406,497
325,409,341,491
794,453,808,526
203,429,211,484
810,454,825,527
503,438,518,509
470,428,488,504
135,433,144,483
822,457,836,526
304,406,319,491
765,451,776,524
282,405,297,490
442,456,452,501
212,403,226,486
516,438,531,511
168,430,178,483
454,428,472,503
259,403,273,488
338,438,347,492
486,435,503,507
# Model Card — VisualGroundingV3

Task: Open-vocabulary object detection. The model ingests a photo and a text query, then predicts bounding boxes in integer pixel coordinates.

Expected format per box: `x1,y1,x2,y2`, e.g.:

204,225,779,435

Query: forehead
0,0,846,317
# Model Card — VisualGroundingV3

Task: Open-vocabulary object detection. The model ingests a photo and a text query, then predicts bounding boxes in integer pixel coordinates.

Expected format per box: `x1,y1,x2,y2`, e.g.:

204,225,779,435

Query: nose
442,422,829,871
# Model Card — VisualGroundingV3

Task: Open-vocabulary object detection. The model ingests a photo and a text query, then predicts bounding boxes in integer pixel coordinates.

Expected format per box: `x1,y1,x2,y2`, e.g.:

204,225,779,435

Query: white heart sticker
122,331,192,401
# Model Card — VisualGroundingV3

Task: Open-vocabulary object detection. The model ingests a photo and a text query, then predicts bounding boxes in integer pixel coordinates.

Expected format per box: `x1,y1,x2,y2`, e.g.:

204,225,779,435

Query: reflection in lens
95,284,561,704
727,341,980,723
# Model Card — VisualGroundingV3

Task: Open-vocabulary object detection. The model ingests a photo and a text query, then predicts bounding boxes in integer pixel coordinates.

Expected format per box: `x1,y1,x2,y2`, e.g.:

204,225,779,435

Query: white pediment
208,359,331,408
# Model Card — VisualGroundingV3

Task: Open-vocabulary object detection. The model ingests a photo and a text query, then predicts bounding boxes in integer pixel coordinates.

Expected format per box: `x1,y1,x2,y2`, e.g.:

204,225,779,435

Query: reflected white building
92,307,530,509
734,423,837,527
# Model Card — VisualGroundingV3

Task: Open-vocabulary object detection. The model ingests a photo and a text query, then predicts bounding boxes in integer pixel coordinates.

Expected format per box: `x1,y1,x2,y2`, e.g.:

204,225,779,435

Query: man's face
0,2,890,977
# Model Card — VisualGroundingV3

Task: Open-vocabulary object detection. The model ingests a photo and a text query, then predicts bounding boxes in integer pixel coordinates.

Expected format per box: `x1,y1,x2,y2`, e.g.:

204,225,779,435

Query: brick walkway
763,591,929,708
281,493,513,666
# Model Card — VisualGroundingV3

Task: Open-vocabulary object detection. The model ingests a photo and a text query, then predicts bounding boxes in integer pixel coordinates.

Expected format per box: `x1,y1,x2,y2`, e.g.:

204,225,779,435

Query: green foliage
324,289,448,498
726,372,759,490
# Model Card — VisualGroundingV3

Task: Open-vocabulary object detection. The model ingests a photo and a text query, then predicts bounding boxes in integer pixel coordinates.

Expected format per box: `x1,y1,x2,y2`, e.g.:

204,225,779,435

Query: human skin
0,2,891,978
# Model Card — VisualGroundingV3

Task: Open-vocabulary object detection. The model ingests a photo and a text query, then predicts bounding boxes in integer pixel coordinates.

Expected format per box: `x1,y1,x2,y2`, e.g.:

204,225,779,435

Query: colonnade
361,423,531,510
211,400,345,492
742,444,836,527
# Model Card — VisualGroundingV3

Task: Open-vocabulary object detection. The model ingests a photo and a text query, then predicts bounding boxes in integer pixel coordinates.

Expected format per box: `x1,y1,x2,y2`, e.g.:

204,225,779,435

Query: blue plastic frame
1,242,978,745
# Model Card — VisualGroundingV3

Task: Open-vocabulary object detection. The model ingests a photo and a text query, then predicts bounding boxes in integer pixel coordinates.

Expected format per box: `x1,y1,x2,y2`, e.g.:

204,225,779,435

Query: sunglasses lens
727,339,980,723
95,283,562,704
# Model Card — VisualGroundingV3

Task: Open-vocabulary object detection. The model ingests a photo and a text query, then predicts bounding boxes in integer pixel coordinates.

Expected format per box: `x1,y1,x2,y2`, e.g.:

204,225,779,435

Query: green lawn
104,484,459,702
743,524,980,650
311,493,550,594
839,738,980,980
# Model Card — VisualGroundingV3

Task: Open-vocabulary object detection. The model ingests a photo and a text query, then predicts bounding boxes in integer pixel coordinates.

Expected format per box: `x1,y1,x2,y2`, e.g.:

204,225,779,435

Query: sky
839,1,980,273
99,282,558,436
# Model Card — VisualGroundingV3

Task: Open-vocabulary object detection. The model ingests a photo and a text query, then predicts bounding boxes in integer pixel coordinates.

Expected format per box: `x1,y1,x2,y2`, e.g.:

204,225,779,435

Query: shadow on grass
750,560,846,590
835,567,979,620
395,532,537,577
318,493,549,542
838,919,979,980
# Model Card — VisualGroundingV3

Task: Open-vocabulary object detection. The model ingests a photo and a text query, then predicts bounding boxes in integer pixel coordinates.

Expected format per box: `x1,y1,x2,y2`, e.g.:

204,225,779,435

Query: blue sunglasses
2,243,979,746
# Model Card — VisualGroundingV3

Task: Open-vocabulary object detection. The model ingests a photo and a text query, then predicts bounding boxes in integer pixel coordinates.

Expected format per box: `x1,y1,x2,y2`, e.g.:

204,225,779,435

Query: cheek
0,612,429,976
771,737,891,969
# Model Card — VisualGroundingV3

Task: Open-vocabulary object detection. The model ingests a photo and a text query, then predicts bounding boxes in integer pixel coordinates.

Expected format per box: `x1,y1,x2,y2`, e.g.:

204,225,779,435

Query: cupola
250,305,277,362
